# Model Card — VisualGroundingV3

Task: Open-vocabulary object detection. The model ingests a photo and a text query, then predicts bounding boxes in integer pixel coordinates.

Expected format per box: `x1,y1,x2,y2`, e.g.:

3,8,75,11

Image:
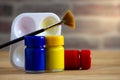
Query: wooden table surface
0,50,120,80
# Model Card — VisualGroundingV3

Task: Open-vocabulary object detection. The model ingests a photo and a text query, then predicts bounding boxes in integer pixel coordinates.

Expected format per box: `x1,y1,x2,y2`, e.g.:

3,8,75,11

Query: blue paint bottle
24,36,46,73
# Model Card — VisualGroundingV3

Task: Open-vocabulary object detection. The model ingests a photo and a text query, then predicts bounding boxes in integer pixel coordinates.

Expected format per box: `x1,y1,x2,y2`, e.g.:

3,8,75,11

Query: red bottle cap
80,50,91,70
65,50,80,70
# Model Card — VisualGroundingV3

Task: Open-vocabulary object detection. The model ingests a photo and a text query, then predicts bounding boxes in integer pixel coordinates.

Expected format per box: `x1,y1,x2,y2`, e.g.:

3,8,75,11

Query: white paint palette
10,13,61,70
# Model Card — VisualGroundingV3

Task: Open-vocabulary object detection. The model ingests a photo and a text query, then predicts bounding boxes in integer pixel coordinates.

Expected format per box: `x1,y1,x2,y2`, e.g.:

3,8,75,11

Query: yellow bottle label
46,46,64,72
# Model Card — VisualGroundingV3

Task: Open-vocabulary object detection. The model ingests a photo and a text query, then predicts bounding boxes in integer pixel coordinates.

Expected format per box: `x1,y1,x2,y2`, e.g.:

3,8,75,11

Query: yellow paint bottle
46,35,64,72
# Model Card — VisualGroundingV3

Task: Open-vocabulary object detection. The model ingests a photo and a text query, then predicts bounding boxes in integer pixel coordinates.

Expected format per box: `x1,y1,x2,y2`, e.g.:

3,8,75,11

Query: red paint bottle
65,50,91,70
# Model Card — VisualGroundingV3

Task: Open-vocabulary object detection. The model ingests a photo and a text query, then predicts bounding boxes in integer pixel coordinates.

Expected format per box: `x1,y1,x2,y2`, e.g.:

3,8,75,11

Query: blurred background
0,0,120,51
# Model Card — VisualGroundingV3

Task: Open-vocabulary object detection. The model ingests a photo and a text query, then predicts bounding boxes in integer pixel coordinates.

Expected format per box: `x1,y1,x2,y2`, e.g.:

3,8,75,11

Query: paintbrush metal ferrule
44,21,63,30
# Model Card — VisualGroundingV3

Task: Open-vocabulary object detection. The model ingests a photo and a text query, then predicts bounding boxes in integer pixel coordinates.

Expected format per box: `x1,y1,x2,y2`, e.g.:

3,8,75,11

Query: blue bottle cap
24,36,45,47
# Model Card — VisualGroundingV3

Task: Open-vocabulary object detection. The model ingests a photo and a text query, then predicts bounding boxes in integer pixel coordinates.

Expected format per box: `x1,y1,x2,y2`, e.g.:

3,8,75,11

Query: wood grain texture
0,50,120,80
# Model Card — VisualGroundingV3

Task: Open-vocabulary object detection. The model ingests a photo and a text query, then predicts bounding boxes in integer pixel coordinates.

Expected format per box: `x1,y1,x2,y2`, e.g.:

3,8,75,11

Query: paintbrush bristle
62,10,75,29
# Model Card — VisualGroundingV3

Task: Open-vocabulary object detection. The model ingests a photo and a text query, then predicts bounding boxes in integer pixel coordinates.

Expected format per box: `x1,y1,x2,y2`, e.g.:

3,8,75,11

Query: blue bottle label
25,48,46,72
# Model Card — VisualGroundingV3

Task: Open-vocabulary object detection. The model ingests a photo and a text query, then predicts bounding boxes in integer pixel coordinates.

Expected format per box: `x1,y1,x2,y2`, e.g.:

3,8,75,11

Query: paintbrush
0,10,75,49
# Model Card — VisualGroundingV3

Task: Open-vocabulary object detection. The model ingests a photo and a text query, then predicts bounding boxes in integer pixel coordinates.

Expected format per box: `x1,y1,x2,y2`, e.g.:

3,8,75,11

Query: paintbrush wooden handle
0,21,63,49
0,29,45,49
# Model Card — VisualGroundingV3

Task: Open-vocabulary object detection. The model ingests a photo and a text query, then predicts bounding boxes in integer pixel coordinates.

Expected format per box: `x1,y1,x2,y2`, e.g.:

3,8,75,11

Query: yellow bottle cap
46,35,64,46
